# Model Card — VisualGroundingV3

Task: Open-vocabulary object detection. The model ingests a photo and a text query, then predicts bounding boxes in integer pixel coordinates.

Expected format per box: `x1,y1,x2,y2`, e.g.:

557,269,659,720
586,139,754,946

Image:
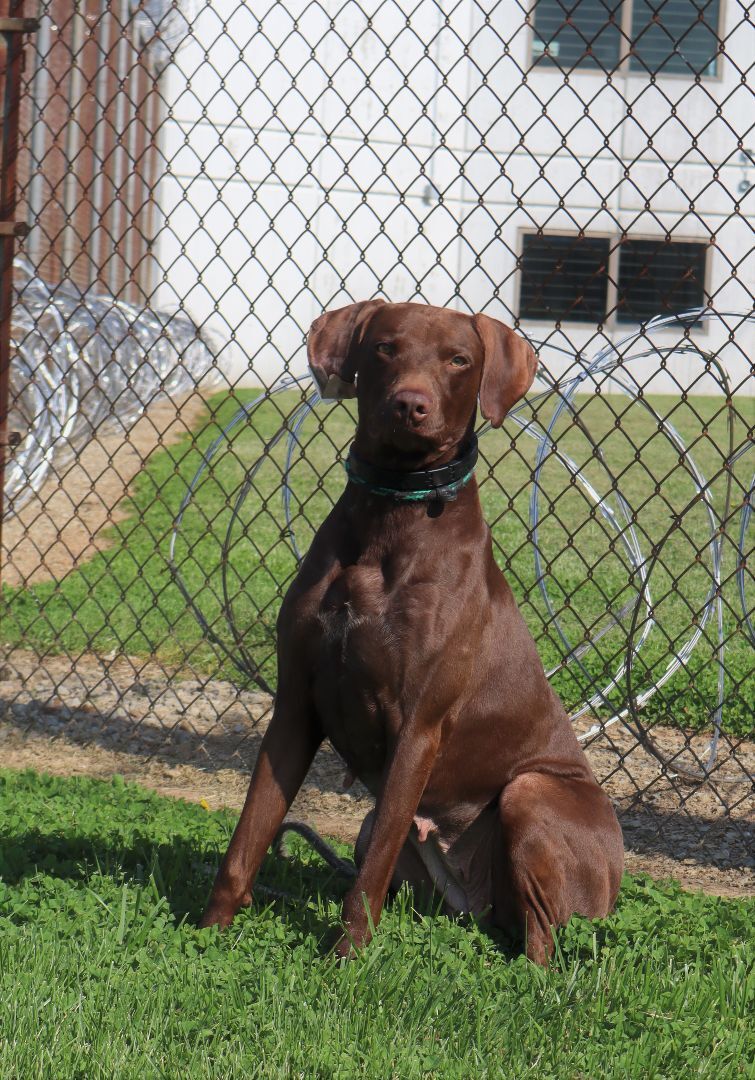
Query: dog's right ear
307,299,386,399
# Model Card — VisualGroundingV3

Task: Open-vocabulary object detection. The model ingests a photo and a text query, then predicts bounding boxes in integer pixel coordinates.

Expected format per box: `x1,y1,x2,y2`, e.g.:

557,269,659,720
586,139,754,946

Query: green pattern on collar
344,462,476,502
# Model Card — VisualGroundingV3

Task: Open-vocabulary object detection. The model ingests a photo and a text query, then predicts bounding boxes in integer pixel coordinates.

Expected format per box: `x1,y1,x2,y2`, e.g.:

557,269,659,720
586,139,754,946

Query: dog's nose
392,389,432,426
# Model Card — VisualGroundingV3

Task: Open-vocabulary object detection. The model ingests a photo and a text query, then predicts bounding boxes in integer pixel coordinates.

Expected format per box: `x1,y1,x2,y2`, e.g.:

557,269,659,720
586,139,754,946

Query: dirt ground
1,392,753,898
1,391,209,588
1,648,753,898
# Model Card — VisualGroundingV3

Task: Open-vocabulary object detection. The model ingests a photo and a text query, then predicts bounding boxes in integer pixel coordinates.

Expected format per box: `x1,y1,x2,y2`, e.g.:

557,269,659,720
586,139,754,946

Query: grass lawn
1,388,752,735
0,768,753,1079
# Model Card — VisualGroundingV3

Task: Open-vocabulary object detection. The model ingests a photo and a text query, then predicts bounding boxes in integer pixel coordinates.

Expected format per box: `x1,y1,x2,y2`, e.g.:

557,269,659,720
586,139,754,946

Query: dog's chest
316,564,390,657
310,562,402,774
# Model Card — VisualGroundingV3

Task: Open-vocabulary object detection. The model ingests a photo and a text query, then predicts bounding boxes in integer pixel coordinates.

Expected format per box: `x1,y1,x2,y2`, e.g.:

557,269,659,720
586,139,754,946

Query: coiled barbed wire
4,256,222,517
162,309,748,784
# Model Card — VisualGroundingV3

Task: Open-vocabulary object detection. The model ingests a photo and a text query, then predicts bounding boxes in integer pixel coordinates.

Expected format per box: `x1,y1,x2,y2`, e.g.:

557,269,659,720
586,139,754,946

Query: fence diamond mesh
0,0,753,879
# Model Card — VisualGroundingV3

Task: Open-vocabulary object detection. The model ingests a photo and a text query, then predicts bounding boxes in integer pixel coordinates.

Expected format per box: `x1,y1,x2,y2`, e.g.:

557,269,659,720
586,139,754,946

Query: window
519,235,610,323
518,234,708,324
531,0,721,76
531,0,623,69
615,239,707,322
629,0,719,75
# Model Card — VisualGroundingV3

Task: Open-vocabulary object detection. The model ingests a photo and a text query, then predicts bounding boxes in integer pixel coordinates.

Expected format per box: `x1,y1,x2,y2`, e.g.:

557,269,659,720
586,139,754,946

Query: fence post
0,3,37,588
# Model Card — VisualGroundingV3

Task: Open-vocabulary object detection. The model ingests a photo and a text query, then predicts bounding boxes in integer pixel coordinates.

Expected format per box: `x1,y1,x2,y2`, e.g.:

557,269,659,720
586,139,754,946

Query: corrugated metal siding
15,0,162,301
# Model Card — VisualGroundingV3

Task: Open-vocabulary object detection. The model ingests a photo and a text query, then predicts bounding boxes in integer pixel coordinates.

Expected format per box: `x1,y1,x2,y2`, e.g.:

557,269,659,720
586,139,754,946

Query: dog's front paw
198,890,251,930
198,904,236,930
332,933,358,960
332,922,371,959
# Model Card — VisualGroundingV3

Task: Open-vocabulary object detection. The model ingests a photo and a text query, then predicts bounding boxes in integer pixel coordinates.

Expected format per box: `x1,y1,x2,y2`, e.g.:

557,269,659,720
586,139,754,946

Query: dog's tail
273,821,357,879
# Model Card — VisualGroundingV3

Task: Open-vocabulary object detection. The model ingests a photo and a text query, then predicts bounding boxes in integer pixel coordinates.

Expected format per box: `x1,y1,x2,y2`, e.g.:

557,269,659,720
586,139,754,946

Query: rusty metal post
0,4,37,589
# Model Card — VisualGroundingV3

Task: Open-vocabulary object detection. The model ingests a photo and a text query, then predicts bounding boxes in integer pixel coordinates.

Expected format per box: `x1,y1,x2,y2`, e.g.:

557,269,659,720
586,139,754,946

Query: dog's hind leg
493,772,624,964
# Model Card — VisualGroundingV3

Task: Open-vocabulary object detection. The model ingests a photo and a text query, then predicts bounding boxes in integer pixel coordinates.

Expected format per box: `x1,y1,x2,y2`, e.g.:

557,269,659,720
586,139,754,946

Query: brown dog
200,300,624,963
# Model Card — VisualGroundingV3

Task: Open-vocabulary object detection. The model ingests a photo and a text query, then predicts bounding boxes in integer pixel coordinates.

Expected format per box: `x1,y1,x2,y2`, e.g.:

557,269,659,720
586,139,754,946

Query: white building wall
154,0,754,394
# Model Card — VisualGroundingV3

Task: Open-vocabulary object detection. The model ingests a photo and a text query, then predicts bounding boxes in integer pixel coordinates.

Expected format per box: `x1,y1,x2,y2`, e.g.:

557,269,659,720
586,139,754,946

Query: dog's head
307,300,537,465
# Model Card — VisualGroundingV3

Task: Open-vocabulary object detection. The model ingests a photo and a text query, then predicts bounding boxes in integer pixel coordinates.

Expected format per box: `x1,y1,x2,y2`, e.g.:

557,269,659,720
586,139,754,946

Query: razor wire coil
4,256,222,517
169,308,754,787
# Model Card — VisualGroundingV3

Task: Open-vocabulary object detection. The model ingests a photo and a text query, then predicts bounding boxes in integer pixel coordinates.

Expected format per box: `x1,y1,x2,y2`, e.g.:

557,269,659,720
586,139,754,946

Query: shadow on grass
0,823,353,945
0,816,524,958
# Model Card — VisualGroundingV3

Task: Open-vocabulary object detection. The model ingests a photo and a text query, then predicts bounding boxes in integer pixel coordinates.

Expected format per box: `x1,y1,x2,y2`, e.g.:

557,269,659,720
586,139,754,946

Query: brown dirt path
1,392,209,588
1,649,752,898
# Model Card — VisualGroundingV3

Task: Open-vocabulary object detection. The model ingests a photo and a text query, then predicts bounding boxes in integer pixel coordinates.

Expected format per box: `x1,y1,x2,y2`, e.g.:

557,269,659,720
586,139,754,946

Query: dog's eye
450,356,469,368
375,342,394,356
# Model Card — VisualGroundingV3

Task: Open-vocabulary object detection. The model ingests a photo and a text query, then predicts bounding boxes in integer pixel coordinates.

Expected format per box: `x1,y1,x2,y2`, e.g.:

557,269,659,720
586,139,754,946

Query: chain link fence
1,0,753,880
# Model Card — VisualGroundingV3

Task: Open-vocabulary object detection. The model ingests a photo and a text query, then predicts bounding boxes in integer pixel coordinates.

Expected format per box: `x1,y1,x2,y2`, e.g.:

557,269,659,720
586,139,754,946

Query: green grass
0,768,753,1079
1,389,752,735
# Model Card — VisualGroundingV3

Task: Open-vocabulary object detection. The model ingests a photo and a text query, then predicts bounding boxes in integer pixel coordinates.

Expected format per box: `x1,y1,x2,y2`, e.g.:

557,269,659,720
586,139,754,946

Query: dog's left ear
473,314,538,427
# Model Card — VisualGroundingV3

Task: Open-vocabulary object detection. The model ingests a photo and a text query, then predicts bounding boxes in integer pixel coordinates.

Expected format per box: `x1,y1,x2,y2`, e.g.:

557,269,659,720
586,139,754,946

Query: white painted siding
154,0,754,393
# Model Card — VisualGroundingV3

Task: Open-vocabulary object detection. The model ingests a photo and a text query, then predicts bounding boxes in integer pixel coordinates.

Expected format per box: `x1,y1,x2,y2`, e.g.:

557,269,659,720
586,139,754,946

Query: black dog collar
344,435,478,502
